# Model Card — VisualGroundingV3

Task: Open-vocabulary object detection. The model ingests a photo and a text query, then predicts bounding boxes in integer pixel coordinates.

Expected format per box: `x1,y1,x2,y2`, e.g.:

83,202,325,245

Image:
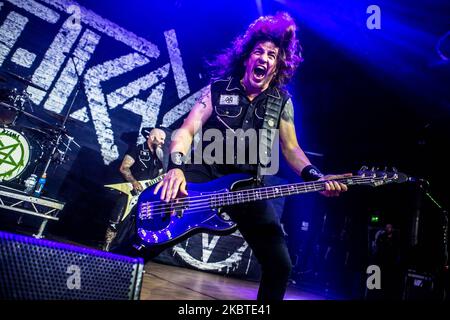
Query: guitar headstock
356,166,409,187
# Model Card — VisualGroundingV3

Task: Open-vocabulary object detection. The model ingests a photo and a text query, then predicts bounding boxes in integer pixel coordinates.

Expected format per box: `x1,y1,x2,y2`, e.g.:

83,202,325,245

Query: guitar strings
140,176,386,218
142,176,379,211
140,176,384,217
143,176,361,211
141,177,351,213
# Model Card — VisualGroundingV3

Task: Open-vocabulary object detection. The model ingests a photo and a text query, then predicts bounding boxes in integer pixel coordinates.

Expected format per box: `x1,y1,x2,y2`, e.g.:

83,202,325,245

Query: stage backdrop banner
0,0,256,242
0,3,291,280
153,231,262,281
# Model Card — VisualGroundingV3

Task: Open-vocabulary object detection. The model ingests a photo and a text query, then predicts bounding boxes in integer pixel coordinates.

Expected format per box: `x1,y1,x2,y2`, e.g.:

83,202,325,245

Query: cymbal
20,109,58,129
20,125,51,136
44,109,80,125
4,71,46,91
0,102,59,129
0,101,20,111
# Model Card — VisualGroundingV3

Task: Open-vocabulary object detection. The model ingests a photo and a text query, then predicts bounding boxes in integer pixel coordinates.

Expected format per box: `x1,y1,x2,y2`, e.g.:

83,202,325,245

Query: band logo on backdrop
0,0,259,277
155,230,261,279
0,0,208,165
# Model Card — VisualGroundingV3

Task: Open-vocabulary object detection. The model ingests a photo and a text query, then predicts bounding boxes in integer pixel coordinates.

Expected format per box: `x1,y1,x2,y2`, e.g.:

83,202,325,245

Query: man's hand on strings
319,173,352,197
154,169,188,202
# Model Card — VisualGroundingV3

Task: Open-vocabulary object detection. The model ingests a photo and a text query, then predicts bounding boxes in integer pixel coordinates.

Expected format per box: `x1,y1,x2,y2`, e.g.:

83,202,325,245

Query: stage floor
141,261,327,300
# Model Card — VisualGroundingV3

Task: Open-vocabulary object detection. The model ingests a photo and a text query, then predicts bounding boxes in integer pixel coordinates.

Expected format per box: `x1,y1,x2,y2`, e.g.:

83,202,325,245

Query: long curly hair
208,12,303,91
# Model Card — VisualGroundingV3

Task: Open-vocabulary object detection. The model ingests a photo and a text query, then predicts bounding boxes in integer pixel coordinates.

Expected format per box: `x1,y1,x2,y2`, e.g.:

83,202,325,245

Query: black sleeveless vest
198,77,290,175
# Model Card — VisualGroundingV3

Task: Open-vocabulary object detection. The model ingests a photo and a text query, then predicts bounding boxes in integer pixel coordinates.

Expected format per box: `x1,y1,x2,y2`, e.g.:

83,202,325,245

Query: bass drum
0,127,44,182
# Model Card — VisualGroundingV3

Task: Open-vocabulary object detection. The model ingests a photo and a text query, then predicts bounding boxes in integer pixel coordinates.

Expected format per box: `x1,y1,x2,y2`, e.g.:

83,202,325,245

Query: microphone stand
39,54,82,193
418,181,449,300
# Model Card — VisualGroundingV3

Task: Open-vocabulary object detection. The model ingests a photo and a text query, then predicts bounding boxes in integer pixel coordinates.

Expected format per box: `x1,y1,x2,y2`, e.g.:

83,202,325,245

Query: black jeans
185,164,292,301
108,194,128,227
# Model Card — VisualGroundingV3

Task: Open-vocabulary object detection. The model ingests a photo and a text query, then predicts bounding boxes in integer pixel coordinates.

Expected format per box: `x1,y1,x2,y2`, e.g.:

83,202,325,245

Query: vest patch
219,94,239,106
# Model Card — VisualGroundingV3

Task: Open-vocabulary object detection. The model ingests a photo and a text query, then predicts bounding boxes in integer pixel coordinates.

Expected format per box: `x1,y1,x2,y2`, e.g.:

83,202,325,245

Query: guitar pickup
176,209,184,218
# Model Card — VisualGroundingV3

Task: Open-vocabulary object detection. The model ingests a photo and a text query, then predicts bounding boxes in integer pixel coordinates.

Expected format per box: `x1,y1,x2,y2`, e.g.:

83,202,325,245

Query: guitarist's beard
155,145,164,162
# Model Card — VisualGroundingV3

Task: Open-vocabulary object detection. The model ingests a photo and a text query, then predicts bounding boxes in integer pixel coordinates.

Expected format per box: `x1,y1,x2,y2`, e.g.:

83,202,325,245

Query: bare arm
119,155,137,182
279,99,311,175
171,85,213,155
119,155,142,191
279,99,350,197
155,85,213,201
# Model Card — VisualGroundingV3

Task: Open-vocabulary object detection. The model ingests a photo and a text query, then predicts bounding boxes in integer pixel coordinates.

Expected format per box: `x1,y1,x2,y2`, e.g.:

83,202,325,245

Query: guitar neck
211,176,366,207
145,174,165,187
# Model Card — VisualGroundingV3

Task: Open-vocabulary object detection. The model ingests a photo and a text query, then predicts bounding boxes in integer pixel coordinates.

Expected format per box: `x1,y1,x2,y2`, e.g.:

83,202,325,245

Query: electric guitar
104,174,165,222
136,168,410,247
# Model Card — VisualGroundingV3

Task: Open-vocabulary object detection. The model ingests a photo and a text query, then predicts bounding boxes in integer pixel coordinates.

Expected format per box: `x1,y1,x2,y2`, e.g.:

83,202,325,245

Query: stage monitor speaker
403,269,435,300
0,231,144,300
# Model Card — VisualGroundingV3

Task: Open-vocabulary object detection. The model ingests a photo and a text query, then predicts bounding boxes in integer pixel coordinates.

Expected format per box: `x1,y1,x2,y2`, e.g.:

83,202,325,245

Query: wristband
301,165,324,181
167,152,186,171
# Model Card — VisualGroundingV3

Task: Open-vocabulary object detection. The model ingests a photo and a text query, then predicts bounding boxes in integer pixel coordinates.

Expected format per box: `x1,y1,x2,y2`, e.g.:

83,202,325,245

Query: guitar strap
256,89,284,185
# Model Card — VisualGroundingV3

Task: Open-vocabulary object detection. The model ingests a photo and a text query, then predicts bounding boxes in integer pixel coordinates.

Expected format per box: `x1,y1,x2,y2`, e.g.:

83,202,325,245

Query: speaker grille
0,231,144,300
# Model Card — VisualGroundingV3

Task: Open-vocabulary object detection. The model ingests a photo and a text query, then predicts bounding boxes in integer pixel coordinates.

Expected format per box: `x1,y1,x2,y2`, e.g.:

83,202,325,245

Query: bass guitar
136,168,409,247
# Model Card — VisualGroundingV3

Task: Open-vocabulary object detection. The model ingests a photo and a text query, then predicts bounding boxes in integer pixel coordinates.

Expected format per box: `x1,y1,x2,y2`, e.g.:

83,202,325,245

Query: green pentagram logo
0,129,29,181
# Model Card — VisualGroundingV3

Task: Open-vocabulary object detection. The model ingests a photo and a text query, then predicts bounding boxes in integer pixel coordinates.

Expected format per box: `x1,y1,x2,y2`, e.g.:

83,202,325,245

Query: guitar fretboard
209,176,366,208
144,174,165,187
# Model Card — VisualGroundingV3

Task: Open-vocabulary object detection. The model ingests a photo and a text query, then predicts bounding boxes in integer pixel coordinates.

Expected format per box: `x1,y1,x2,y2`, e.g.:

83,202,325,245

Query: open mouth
253,65,266,80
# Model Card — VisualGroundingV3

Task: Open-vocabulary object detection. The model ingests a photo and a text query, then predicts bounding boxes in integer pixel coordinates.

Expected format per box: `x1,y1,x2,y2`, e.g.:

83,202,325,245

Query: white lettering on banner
0,0,203,165
173,232,254,274
40,0,160,59
107,64,170,109
44,29,101,113
84,53,150,164
26,13,82,104
123,82,166,145
44,30,100,113
0,11,28,66
201,233,221,263
6,0,60,23
165,29,190,99
10,47,35,68
69,106,89,122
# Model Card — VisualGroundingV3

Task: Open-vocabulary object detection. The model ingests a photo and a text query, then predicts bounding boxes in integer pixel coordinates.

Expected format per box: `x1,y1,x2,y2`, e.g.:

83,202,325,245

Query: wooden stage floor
140,261,327,300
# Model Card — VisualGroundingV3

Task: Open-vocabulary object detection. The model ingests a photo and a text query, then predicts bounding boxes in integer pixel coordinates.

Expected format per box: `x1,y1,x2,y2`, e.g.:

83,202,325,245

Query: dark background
0,0,448,299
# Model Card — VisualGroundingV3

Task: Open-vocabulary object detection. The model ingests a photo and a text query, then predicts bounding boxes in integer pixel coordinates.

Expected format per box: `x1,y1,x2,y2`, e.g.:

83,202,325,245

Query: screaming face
242,41,279,94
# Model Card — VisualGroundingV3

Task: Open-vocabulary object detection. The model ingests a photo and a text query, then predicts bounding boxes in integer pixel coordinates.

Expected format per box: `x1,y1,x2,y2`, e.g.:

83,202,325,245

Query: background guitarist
154,13,350,300
103,128,166,251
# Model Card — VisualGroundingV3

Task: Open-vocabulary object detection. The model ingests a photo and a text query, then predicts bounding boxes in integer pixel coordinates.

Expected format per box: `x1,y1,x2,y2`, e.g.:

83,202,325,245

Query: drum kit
0,70,80,190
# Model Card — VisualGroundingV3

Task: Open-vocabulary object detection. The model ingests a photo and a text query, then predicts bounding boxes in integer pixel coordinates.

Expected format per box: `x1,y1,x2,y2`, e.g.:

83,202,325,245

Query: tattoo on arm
120,155,137,183
197,88,210,108
281,99,294,123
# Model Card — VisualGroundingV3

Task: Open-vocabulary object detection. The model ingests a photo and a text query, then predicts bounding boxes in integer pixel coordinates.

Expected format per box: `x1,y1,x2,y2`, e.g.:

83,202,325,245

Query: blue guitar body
136,173,254,247
135,167,406,248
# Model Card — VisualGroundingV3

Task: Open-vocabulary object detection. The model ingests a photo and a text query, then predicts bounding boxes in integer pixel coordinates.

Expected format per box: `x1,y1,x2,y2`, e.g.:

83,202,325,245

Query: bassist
155,13,350,300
